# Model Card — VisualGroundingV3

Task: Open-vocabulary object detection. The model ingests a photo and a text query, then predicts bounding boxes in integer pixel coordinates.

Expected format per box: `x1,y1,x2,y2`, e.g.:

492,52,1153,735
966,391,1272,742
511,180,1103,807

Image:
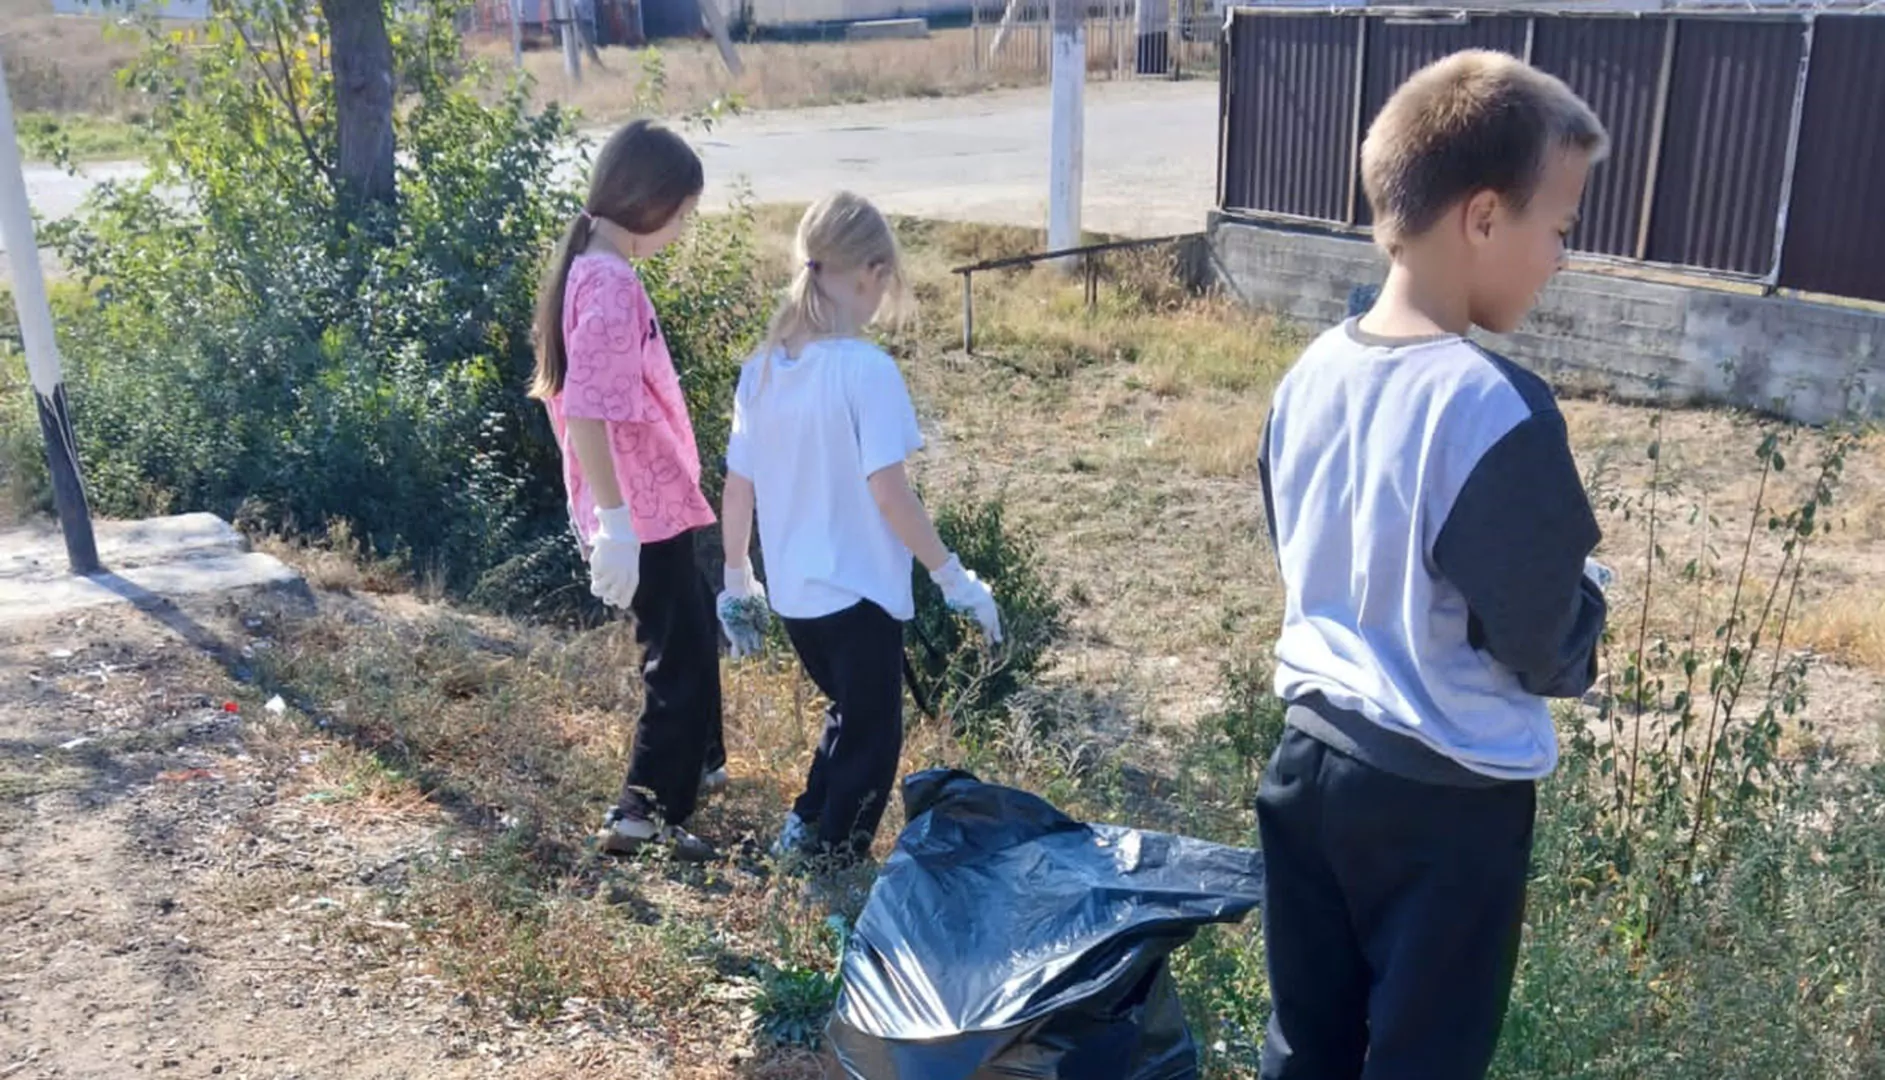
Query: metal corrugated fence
1219,15,1355,221
1779,15,1885,302
1531,16,1666,259
1217,8,1885,303
1644,18,1803,276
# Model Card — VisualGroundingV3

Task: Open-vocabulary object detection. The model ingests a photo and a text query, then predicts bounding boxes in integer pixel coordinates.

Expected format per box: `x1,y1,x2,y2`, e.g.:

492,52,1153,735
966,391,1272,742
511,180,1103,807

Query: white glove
1583,556,1615,595
589,505,641,609
717,564,771,660
933,555,1003,646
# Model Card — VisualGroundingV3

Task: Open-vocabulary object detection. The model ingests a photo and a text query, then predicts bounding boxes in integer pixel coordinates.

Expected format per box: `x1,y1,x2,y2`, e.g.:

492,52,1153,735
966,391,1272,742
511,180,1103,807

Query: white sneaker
597,806,716,862
698,765,730,801
770,812,813,860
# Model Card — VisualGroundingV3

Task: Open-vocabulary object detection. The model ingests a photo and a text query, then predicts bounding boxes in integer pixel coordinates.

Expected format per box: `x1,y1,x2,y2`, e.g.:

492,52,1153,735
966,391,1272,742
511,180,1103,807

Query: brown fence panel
1531,16,1669,259
1778,16,1885,302
1353,15,1529,227
1644,18,1805,276
1219,13,1358,221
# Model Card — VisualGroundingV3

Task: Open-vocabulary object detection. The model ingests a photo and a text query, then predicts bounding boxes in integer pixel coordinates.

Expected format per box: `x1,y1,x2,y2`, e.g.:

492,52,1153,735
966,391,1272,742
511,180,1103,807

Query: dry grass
0,0,146,115
472,29,1037,122
233,572,985,1072
1796,589,1885,672
470,20,1189,123
255,521,417,596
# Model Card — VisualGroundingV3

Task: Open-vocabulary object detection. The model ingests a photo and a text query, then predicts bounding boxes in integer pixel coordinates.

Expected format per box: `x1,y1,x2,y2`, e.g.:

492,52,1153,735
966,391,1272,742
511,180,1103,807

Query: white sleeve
851,351,924,478
725,362,757,479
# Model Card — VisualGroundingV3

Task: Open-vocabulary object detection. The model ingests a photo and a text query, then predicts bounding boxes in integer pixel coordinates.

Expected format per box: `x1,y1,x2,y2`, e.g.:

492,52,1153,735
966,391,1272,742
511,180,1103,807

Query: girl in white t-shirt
718,192,1003,865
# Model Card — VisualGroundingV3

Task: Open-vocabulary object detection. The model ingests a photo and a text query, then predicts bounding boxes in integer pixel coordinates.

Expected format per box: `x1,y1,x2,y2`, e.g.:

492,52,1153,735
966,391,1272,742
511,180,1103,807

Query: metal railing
952,232,1203,353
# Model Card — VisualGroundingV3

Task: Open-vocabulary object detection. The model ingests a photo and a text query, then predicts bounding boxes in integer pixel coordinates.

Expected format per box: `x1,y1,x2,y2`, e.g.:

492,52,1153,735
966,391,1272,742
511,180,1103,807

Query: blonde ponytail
755,192,909,393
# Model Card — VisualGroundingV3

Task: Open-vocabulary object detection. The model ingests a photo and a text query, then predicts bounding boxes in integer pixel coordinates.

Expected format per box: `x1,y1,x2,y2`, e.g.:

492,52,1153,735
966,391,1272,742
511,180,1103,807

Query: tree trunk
321,0,396,213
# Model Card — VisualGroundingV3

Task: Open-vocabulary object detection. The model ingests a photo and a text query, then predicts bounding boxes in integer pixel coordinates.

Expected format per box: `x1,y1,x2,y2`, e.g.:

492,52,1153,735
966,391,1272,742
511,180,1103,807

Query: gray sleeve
1433,408,1606,699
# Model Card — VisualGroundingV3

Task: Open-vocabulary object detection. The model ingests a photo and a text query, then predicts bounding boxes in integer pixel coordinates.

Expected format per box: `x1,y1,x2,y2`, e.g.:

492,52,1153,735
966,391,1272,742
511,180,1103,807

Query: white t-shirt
725,338,926,622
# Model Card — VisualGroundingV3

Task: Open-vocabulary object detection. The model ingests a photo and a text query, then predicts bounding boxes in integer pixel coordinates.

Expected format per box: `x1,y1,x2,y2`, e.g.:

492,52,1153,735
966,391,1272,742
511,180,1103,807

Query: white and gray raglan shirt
1258,320,1607,784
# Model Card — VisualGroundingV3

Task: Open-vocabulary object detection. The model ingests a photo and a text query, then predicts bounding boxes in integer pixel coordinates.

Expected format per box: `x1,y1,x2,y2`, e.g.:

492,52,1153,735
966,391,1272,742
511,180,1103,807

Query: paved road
11,80,1218,276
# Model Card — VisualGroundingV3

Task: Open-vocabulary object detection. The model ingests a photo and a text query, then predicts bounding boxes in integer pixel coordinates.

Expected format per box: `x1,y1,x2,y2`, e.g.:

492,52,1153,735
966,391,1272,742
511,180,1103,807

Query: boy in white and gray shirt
1255,51,1610,1078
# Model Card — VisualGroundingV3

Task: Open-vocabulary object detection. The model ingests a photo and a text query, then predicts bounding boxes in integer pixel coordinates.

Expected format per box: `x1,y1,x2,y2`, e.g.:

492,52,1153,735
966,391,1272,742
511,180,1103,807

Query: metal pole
1168,0,1180,81
1764,15,1815,292
961,272,975,353
1635,16,1678,262
1048,0,1086,269
1215,9,1229,210
697,0,745,77
988,0,1023,64
0,51,100,576
510,0,525,70
1344,14,1368,226
972,0,982,72
558,0,582,82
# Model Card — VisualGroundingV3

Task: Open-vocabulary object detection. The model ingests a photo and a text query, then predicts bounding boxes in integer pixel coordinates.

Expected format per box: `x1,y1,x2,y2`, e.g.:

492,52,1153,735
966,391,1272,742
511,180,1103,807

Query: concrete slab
0,513,302,624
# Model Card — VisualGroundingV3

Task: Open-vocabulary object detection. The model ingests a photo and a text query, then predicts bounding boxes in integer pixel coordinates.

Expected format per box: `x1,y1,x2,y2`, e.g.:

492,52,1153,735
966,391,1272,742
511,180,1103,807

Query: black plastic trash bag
827,768,1266,1080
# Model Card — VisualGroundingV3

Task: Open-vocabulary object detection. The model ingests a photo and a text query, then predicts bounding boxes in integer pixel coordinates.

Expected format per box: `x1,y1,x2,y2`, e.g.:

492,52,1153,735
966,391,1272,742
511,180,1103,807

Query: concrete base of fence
1208,214,1885,425
846,17,927,40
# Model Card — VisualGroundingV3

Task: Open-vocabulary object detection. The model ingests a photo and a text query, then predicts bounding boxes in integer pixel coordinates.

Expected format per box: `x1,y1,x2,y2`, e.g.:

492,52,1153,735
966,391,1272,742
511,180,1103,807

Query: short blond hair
1361,50,1608,253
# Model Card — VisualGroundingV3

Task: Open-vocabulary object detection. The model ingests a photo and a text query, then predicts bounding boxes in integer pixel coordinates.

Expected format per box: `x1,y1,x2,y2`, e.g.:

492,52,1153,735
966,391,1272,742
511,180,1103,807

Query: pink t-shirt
547,253,715,547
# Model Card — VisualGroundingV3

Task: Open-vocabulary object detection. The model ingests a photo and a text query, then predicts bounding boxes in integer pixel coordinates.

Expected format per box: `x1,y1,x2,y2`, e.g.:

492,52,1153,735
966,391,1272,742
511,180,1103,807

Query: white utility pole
0,49,100,575
1048,0,1085,263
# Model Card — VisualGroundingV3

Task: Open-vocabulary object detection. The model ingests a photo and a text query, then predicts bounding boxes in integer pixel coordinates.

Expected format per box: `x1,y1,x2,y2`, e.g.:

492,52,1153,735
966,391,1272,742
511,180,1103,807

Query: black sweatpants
617,530,723,828
781,601,905,862
1256,727,1535,1080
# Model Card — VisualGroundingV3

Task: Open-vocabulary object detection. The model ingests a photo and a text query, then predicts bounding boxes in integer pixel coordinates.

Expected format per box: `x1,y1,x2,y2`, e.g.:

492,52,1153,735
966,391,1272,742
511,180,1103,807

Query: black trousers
618,530,723,827
1256,727,1535,1080
782,601,906,862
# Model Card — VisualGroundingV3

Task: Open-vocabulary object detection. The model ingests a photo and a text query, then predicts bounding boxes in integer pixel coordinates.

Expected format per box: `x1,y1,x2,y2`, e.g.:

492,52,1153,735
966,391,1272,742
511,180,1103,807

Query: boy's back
1262,321,1604,784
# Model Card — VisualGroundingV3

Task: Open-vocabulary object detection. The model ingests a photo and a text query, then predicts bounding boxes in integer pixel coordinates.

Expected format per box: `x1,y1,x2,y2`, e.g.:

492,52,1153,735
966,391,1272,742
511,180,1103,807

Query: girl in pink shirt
528,120,723,862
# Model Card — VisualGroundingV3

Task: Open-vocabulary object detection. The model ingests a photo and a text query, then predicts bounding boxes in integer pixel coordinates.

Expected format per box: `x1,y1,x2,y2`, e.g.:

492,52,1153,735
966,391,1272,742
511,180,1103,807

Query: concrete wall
1208,214,1885,425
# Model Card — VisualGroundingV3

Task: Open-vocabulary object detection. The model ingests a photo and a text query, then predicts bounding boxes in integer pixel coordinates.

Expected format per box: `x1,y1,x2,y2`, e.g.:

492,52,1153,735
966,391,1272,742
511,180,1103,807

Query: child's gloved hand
933,555,1004,646
590,506,641,610
1583,556,1615,595
717,564,771,660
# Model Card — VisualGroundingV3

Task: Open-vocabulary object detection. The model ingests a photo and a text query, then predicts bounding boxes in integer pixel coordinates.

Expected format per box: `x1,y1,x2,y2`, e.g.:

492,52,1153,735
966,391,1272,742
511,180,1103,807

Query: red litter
157,768,221,783
223,701,240,714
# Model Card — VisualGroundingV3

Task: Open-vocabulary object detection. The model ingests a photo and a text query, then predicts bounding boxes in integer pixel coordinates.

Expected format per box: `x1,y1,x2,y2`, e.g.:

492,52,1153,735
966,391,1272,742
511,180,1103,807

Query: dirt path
0,595,660,1079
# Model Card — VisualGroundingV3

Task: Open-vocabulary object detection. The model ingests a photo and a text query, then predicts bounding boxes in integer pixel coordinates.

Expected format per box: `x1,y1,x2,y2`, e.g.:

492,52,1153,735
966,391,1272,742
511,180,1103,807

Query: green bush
1488,421,1884,1077
906,494,1065,735
27,1,763,618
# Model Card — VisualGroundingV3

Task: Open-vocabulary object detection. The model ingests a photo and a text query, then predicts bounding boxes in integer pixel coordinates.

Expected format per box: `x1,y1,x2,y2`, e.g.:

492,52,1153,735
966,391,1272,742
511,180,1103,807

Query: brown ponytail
530,119,705,400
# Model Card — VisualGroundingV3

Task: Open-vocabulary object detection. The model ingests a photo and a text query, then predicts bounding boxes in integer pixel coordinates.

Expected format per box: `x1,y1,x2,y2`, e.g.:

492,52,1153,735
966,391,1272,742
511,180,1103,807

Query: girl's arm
722,472,757,569
566,418,626,509
867,462,950,573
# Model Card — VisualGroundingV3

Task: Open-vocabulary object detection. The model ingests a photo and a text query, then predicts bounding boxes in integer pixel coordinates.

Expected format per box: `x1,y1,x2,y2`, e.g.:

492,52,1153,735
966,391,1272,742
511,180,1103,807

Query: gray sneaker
698,765,730,802
597,806,716,862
